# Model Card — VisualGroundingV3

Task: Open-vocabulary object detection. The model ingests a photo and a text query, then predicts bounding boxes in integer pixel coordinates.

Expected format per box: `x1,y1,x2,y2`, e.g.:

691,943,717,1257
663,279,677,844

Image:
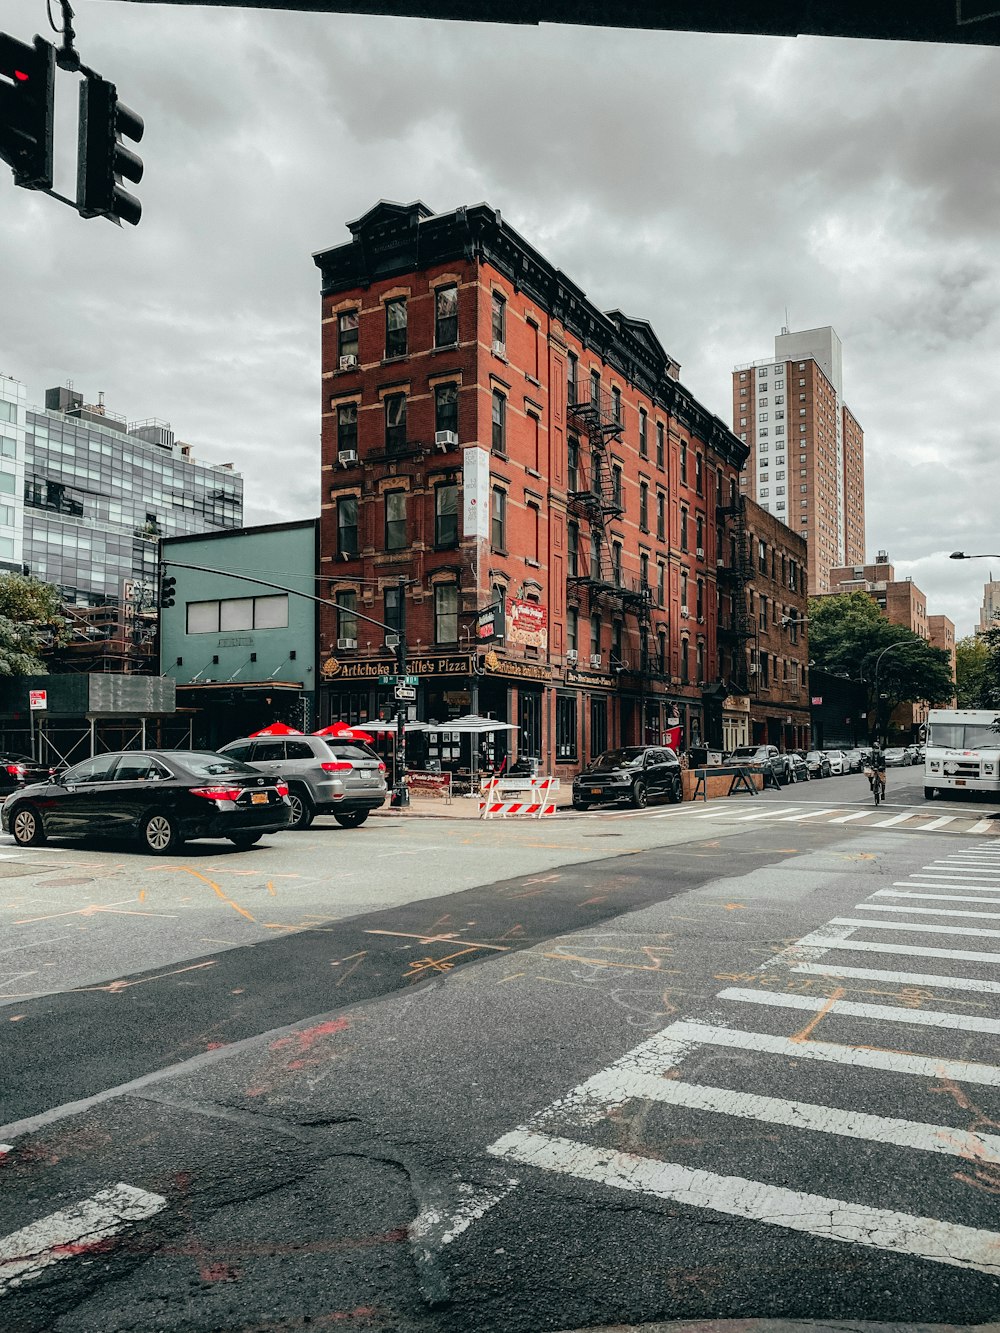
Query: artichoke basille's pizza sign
505,598,547,650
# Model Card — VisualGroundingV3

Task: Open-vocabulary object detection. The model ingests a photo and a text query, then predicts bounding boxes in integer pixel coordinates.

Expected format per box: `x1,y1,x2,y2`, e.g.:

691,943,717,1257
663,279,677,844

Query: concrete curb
554,1323,1000,1333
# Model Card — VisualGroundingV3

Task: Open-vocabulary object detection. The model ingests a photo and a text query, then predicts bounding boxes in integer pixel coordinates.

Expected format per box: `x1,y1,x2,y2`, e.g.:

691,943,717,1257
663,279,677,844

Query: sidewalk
372,785,575,819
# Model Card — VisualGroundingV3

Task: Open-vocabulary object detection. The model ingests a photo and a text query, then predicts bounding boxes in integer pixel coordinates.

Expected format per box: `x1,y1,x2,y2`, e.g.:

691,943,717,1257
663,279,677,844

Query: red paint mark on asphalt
205,1042,226,1050
269,1017,349,1057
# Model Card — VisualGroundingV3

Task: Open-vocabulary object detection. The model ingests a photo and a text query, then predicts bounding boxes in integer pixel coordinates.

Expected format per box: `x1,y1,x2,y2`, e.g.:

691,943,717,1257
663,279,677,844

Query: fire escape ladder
716,493,753,695
567,385,625,601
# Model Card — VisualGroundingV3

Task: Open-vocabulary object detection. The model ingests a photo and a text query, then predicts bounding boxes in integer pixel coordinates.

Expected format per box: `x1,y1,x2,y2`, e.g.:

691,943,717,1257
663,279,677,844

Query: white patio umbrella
423,715,520,785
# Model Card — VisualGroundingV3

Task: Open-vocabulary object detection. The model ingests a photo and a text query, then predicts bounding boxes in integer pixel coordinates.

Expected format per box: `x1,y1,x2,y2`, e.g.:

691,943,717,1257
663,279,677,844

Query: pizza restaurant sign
322,654,471,680
506,598,547,650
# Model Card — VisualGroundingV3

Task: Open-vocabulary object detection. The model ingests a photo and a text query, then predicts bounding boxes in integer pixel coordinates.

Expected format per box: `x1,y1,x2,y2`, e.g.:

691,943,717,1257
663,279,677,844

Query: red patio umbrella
314,723,375,743
250,722,304,737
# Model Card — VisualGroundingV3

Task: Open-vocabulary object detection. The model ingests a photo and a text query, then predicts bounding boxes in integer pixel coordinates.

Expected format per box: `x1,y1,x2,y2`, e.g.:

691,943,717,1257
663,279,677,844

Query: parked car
573,746,683,810
883,747,910,767
789,752,811,783
804,750,832,779
842,749,865,773
726,744,794,785
219,734,387,828
1,749,291,853
0,753,57,797
824,750,848,775
902,744,922,765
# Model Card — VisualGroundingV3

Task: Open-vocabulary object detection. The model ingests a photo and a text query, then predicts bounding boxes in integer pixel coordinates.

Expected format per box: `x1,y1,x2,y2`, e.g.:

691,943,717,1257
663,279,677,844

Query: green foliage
956,635,990,708
807,592,955,739
0,573,65,676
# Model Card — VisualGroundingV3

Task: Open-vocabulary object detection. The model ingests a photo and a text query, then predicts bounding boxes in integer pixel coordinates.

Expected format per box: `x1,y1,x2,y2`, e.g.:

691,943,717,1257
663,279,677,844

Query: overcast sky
2,0,999,636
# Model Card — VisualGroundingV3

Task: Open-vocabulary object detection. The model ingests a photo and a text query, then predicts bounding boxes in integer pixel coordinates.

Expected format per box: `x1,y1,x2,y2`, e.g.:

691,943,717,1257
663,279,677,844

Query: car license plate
590,788,601,796
956,779,966,786
252,792,268,804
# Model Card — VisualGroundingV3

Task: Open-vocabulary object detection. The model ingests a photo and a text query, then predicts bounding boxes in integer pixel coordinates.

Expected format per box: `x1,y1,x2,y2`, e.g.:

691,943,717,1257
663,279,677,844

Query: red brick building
313,201,749,776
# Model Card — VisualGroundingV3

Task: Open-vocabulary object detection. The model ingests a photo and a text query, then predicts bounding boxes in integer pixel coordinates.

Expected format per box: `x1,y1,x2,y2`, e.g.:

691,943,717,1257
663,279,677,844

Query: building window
567,352,578,404
639,481,649,531
337,590,357,642
384,586,403,634
680,441,688,485
658,629,667,675
590,368,601,408
640,552,649,589
337,496,358,558
639,408,648,458
612,464,623,508
491,292,506,349
591,614,601,657
695,452,703,495
657,560,665,607
696,640,704,684
611,386,622,424
612,619,624,664
696,514,704,552
556,695,577,761
491,487,506,552
435,482,458,548
434,383,458,436
434,285,458,347
591,538,601,581
758,539,767,572
434,584,459,644
491,390,506,454
528,413,541,471
656,421,664,468
567,606,578,652
680,639,689,685
336,402,357,454
527,319,540,379
696,578,704,619
656,492,665,541
338,310,359,361
385,394,407,452
567,436,579,492
680,507,688,552
385,298,407,358
590,696,607,759
568,521,579,577
527,502,540,562
385,490,407,551
612,541,622,586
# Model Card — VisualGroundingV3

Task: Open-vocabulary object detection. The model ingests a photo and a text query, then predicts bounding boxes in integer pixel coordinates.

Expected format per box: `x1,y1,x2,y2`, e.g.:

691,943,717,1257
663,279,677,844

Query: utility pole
394,573,409,807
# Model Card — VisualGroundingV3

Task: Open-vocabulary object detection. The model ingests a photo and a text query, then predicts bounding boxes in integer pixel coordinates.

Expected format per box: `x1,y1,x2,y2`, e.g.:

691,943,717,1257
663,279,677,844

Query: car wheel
287,788,315,830
668,773,683,804
333,809,369,829
631,780,648,809
141,812,181,855
228,833,263,849
11,804,45,846
924,786,937,800
572,799,590,811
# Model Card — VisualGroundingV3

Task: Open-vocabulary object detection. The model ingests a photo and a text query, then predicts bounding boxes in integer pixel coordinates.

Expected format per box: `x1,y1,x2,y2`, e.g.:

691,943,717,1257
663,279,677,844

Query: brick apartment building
313,201,749,776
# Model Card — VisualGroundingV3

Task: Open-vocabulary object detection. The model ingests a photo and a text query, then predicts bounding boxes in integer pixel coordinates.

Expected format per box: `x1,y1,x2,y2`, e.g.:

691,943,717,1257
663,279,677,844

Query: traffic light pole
394,574,409,807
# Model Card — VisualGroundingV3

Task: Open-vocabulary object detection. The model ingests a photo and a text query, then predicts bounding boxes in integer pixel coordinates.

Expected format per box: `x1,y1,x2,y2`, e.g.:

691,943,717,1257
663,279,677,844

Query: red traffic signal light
77,75,144,226
0,32,55,190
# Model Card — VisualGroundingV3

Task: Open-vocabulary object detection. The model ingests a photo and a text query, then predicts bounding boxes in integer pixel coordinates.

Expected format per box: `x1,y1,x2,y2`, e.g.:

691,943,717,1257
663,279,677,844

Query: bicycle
867,768,886,806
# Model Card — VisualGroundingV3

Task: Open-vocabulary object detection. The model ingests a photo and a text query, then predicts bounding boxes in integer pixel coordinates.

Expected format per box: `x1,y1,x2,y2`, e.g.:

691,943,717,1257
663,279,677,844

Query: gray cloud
1,1,998,635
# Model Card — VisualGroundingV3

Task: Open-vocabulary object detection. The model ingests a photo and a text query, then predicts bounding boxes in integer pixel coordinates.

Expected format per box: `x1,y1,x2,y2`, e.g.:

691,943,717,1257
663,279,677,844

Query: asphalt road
1,766,998,1333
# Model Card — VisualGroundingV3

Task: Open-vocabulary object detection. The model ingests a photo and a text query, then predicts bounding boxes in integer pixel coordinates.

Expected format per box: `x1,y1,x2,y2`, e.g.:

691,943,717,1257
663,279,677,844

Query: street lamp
869,639,917,744
950,551,1000,560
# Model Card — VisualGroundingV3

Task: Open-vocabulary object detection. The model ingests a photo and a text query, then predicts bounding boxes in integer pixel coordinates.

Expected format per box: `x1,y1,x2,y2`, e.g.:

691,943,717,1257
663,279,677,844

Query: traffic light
159,576,176,609
77,75,143,226
0,33,55,190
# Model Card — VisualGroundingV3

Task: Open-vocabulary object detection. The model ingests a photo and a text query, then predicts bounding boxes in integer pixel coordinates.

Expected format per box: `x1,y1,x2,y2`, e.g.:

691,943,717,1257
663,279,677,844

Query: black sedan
573,746,683,810
804,750,833,778
1,749,292,854
0,752,57,796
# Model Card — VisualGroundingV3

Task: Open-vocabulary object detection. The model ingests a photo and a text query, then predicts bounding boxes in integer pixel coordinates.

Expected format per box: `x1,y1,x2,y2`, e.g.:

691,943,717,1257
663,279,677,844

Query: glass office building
21,384,244,607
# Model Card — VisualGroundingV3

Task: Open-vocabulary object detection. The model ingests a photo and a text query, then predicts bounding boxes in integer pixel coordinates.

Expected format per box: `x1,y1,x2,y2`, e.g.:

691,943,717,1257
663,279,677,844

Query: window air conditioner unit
749,664,758,674
336,637,358,650
680,607,690,619
589,653,602,667
491,340,506,358
566,648,578,664
696,547,705,559
435,430,458,450
337,449,358,466
339,354,358,370
717,558,725,567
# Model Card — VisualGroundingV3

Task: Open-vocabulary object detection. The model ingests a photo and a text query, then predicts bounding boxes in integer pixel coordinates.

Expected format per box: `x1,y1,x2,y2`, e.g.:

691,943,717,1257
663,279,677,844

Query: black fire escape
566,383,656,694
715,492,753,695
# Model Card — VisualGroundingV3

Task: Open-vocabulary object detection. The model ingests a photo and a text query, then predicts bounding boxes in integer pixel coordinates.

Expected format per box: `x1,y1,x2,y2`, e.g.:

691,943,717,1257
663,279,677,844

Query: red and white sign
811,696,823,706
665,725,683,752
28,690,47,711
505,598,548,650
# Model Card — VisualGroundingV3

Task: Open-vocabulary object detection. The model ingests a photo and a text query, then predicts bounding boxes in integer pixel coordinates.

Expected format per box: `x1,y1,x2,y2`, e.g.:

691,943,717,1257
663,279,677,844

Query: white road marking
831,916,1000,940
735,808,801,821
876,889,1000,905
409,1178,519,1251
916,816,957,831
791,960,1000,994
559,1069,1000,1164
0,1183,166,1297
896,881,1000,892
870,813,918,828
968,820,995,834
779,809,840,821
818,936,1000,965
857,902,1000,921
487,1130,1000,1276
828,811,872,824
916,867,1000,877
717,986,1000,1036
663,1019,1000,1085
693,808,743,818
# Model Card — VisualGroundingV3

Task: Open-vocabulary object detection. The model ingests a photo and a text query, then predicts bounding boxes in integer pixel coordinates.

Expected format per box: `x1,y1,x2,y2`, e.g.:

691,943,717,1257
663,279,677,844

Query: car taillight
377,761,386,773
6,764,24,777
321,761,353,773
190,786,244,802
275,782,289,797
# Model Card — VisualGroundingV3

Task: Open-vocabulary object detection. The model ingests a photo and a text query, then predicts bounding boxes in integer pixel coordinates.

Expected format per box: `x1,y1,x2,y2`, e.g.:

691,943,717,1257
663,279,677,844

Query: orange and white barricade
479,775,557,819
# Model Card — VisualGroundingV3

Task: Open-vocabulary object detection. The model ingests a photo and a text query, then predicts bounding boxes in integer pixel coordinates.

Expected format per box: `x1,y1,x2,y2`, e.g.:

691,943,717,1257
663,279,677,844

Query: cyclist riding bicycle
867,742,887,802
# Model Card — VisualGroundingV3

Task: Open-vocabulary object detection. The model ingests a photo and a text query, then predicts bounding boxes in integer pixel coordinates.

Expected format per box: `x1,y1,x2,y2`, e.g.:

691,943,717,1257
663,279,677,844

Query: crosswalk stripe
735,808,801,821
665,1018,1000,1085
870,813,917,828
828,811,873,824
560,1069,1000,1163
819,936,1000,964
832,915,1000,940
876,889,1000,905
488,1130,1000,1276
717,986,1000,1036
905,879,1000,890
968,820,995,834
791,960,1000,994
779,808,840,821
918,816,957,830
694,808,740,818
918,867,1000,876
856,902,1000,921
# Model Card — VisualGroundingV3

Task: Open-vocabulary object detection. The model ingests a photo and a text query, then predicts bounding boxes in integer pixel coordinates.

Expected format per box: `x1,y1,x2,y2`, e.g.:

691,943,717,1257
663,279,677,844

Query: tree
0,573,65,676
807,593,954,740
956,635,990,708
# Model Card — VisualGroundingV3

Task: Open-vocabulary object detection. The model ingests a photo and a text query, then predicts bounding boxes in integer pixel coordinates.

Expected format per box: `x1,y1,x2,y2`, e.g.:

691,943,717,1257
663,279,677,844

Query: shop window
556,694,578,761
590,696,607,759
520,690,541,760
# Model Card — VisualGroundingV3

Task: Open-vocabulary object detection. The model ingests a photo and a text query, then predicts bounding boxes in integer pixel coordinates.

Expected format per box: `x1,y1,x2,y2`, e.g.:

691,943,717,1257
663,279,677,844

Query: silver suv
218,735,387,829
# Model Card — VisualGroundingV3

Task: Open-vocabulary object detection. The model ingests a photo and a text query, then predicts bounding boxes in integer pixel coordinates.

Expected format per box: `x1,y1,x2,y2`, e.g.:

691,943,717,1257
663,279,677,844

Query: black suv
573,746,683,811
